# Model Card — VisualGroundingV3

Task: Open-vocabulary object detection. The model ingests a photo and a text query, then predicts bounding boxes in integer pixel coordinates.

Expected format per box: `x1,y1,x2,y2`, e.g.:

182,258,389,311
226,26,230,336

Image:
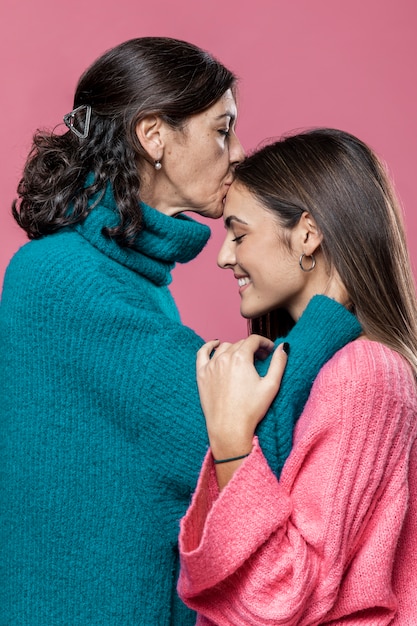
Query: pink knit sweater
178,340,417,625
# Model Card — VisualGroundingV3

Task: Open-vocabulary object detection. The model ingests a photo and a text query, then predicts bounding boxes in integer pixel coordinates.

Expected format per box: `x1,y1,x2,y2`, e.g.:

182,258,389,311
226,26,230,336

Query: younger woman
178,129,417,624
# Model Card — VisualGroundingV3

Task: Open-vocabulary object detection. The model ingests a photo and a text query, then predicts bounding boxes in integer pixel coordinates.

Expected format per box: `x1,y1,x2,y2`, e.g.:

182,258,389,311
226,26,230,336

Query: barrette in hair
63,104,92,139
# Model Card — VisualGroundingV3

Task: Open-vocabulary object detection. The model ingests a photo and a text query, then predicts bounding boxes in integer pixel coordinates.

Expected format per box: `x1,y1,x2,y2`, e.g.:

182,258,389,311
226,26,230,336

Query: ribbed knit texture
1,189,211,626
1,183,361,625
256,296,362,477
179,341,417,625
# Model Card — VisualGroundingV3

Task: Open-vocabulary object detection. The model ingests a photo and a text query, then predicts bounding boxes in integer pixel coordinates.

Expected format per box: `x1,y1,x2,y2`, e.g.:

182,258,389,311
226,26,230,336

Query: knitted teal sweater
0,183,361,625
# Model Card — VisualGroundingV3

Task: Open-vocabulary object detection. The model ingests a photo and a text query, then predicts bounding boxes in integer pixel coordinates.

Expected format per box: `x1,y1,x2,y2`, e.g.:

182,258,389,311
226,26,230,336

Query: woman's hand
196,335,288,488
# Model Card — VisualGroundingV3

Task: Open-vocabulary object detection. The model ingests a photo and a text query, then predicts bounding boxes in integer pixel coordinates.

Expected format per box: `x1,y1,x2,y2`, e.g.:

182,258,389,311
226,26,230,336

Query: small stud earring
154,160,162,170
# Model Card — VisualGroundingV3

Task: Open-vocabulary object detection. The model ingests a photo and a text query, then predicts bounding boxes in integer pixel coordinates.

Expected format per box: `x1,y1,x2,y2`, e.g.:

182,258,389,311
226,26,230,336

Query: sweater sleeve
0,234,208,625
178,341,417,625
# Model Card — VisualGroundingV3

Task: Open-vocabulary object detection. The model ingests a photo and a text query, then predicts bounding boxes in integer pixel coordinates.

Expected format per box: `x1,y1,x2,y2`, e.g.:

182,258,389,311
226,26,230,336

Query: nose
217,236,236,269
229,131,245,165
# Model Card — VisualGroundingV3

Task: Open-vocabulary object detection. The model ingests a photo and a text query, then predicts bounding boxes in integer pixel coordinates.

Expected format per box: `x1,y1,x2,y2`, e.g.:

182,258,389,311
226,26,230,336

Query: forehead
223,183,267,223
205,88,238,121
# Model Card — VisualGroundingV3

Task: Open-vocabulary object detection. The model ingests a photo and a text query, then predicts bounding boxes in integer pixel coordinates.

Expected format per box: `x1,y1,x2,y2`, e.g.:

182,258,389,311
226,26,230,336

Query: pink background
1,0,416,341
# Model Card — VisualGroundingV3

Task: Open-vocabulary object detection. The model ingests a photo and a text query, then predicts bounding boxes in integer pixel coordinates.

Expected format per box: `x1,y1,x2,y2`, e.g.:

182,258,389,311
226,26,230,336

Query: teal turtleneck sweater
0,183,361,625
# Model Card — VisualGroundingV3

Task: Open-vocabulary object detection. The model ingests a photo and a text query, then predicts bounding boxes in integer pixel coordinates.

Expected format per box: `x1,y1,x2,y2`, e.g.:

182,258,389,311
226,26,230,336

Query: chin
191,198,222,219
241,305,271,320
207,195,226,219
204,206,224,220
210,202,224,220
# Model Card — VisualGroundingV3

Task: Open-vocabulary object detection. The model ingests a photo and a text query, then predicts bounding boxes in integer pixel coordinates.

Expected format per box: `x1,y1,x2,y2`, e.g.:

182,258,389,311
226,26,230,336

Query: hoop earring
154,160,162,170
299,253,316,272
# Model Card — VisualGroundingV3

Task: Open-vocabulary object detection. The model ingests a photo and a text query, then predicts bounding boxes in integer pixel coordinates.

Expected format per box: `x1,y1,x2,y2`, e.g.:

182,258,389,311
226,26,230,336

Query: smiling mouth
238,277,250,288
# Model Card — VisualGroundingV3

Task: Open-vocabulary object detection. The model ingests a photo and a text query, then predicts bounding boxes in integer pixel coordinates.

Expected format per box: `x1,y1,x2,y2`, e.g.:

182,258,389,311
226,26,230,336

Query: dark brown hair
12,37,236,245
236,128,417,373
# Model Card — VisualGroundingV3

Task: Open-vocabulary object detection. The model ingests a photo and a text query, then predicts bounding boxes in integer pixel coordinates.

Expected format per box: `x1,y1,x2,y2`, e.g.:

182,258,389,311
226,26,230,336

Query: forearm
179,440,321,625
211,446,253,491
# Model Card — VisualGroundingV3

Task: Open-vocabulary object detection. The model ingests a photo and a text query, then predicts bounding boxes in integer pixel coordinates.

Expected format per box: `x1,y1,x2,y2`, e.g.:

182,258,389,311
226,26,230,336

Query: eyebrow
215,111,236,123
225,215,248,228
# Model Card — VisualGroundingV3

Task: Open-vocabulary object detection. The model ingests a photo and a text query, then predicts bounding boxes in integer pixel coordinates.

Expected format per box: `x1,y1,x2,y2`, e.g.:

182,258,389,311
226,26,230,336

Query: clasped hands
196,335,288,463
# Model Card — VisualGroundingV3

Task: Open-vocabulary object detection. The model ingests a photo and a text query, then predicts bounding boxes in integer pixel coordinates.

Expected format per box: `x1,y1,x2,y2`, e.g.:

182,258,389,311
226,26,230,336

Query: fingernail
282,342,290,355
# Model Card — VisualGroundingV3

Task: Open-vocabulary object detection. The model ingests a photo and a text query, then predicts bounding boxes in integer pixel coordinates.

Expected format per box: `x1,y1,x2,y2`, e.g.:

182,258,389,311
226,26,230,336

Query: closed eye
232,234,245,243
218,129,230,138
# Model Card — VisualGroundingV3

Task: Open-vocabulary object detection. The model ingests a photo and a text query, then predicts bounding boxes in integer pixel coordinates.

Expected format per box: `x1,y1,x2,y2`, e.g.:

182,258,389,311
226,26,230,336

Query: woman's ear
135,115,164,162
299,211,323,255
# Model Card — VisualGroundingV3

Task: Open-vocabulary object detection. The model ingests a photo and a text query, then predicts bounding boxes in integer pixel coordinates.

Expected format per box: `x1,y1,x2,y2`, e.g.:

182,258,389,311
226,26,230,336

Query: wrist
213,451,251,464
209,436,254,462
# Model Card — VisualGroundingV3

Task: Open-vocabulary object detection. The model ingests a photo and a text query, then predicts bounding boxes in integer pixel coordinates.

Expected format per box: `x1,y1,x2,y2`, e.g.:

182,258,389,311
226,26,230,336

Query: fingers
196,339,220,369
197,338,243,367
231,334,275,360
263,342,289,390
197,334,277,367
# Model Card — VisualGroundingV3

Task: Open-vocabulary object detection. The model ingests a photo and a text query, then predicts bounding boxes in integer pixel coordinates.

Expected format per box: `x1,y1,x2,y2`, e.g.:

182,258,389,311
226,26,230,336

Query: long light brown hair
235,128,417,374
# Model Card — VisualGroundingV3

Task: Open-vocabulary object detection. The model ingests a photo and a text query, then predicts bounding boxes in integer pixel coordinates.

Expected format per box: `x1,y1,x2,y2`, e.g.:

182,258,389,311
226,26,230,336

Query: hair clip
63,104,92,139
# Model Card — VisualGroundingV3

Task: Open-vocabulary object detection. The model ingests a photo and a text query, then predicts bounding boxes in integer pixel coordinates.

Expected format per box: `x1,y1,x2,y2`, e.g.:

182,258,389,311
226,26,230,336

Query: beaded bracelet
213,452,251,465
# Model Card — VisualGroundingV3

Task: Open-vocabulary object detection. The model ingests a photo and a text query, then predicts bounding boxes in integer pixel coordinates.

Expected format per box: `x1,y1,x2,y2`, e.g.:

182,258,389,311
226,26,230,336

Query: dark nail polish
282,342,290,355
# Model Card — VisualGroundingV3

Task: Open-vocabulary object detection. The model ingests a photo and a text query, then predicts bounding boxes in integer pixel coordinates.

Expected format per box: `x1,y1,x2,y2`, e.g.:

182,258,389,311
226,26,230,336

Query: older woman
1,37,244,626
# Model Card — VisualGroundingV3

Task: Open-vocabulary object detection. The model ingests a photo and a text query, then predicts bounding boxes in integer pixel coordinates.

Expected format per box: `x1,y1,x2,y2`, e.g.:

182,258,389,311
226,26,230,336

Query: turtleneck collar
75,181,211,286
